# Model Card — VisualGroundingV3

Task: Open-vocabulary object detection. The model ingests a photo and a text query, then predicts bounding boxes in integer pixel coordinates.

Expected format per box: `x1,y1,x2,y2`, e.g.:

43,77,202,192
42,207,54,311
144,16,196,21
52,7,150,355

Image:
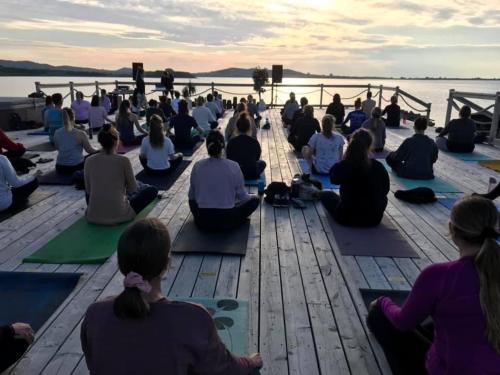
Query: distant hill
0,60,195,78
195,67,330,79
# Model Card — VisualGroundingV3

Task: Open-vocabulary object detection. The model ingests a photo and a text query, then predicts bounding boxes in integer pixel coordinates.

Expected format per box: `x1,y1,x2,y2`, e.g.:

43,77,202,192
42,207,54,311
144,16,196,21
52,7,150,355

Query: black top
226,134,262,179
331,159,390,227
145,107,165,124
136,77,145,94
326,102,345,124
159,102,176,118
440,118,476,144
293,116,321,149
382,104,400,127
392,134,438,179
170,114,198,144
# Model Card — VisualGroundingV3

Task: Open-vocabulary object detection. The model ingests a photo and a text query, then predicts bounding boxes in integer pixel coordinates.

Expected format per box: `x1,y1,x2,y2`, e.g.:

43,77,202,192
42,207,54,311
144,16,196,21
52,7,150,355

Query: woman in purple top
81,218,263,375
367,195,500,375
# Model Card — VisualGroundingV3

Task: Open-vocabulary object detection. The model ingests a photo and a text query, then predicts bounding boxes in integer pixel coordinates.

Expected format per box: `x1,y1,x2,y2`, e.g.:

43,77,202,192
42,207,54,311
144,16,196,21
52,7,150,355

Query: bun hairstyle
206,130,225,158
449,196,500,352
322,114,335,138
344,128,372,169
236,112,251,134
114,218,171,319
98,123,119,154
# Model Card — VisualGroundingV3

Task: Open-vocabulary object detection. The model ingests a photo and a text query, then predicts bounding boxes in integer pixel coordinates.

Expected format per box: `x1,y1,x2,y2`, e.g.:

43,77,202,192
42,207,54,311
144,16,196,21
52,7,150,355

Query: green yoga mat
23,200,158,264
173,298,248,356
444,151,491,161
381,160,461,193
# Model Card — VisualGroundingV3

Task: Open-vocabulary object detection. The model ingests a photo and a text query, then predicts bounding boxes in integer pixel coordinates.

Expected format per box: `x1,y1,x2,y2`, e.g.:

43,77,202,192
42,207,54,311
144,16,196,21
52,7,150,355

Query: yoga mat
0,191,55,223
27,142,56,152
172,217,250,255
0,272,81,331
479,160,500,172
245,174,266,194
23,199,158,264
298,159,339,190
175,141,202,157
371,150,390,159
38,170,74,185
117,144,139,154
444,151,491,161
381,160,461,193
328,215,419,258
438,197,500,211
27,130,49,136
135,160,191,190
173,298,249,356
24,152,40,159
359,289,410,310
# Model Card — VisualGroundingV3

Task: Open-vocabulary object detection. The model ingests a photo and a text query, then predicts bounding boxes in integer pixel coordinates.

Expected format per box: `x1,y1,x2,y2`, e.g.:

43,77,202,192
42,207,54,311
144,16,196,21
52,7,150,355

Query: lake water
1,76,499,126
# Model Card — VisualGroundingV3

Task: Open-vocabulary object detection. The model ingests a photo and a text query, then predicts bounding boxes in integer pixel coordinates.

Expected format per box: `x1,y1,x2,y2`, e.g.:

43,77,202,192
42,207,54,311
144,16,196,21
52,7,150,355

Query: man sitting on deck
436,105,477,153
382,95,401,128
71,91,91,126
386,117,438,180
45,93,64,145
281,92,299,127
361,91,376,118
341,98,367,136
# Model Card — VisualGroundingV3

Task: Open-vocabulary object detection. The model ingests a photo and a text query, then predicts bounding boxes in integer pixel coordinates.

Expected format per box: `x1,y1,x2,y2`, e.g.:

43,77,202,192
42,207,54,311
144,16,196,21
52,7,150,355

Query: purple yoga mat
328,215,419,258
117,144,139,154
371,150,390,159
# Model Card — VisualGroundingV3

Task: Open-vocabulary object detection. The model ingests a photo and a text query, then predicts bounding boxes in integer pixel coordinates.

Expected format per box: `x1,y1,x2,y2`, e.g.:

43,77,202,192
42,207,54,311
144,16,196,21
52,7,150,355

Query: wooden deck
3,109,500,374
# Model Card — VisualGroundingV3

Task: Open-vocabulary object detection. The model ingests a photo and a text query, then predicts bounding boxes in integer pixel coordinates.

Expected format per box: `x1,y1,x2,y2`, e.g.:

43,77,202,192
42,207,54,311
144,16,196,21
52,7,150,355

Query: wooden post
271,83,274,108
319,84,324,109
426,103,432,124
395,86,400,99
367,83,371,96
95,81,99,96
69,81,75,102
211,82,215,95
35,81,41,94
444,89,455,127
489,91,500,143
378,85,383,107
115,80,119,90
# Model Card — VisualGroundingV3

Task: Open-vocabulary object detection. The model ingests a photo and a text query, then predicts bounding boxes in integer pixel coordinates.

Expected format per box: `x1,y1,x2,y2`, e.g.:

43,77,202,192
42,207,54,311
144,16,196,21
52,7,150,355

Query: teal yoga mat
173,298,249,356
444,151,491,161
381,160,461,193
298,159,339,190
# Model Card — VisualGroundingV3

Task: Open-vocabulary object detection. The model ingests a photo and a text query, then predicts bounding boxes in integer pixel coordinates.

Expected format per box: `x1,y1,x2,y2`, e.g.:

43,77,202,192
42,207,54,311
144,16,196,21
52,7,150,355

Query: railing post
378,85,383,107
115,80,119,90
444,89,455,127
35,81,41,95
426,103,432,124
367,83,371,96
271,83,274,108
489,91,500,143
69,81,75,102
211,82,215,95
395,86,400,100
95,81,99,96
319,84,324,109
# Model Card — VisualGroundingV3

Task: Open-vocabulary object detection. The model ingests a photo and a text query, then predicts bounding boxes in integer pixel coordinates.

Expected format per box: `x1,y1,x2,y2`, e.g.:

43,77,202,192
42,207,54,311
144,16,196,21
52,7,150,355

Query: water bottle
291,174,301,198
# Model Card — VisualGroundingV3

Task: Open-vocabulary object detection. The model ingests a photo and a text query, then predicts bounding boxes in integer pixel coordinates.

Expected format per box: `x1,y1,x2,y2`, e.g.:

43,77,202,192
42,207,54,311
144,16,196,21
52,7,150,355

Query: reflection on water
1,76,499,126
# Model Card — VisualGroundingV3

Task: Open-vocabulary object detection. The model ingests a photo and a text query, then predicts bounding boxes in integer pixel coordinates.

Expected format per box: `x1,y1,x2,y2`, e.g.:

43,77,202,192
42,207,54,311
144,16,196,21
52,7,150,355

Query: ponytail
62,107,74,131
113,285,150,319
206,130,225,158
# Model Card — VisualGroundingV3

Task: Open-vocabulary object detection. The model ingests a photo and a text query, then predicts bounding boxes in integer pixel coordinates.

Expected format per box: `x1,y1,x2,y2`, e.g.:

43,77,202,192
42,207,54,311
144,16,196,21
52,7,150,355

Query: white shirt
192,106,216,131
205,102,220,117
88,106,108,129
362,99,376,118
0,155,35,211
140,136,175,170
172,98,180,113
308,133,345,174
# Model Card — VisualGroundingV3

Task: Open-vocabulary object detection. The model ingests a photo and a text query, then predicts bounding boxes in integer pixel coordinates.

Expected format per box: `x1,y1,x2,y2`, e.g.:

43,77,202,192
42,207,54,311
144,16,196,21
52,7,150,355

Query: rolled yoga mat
381,160,461,193
0,271,81,331
0,191,55,223
23,199,158,264
478,160,500,172
172,216,250,255
298,159,339,190
135,160,191,190
38,170,75,185
173,298,249,356
328,215,419,258
27,142,56,152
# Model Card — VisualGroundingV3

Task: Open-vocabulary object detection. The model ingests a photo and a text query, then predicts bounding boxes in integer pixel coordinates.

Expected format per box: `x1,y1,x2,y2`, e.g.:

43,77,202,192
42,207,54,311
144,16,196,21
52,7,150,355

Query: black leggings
0,335,29,373
139,156,183,176
7,178,39,211
55,162,85,175
189,196,260,232
367,306,433,375
243,160,267,180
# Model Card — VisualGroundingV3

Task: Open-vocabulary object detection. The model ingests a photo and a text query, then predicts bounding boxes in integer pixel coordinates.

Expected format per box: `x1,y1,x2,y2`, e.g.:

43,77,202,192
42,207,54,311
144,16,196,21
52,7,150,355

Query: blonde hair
62,107,74,131
450,195,500,353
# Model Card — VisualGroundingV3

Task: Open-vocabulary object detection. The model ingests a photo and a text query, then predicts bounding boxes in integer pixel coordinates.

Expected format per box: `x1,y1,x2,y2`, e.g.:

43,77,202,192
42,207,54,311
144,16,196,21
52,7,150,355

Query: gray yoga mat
329,215,419,258
38,170,74,185
172,217,250,255
135,160,191,190
27,142,56,152
0,191,55,222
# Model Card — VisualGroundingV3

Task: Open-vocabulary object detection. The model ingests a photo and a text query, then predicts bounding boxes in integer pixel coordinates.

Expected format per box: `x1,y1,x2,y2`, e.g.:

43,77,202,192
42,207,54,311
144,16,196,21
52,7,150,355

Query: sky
0,0,499,77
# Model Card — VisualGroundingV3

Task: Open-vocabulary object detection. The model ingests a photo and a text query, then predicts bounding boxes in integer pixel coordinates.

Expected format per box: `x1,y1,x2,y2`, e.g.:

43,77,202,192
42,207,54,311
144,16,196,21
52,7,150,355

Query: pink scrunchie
123,272,152,293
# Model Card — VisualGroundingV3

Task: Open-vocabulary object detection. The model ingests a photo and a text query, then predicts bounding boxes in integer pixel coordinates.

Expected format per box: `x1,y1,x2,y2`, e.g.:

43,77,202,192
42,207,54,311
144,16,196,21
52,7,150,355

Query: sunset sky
0,0,499,77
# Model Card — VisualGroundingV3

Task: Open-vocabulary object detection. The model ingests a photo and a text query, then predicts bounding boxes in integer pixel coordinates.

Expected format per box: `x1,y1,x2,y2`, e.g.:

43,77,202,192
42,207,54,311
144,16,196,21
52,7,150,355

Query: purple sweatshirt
379,256,500,374
81,299,258,375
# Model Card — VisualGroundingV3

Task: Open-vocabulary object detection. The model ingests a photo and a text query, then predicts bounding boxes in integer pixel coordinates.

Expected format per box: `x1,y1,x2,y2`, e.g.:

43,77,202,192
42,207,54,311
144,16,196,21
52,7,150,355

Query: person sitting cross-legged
382,95,401,128
362,107,386,152
115,100,148,146
0,322,34,373
189,130,260,232
341,98,367,136
288,105,321,152
170,99,204,150
436,105,477,153
81,218,263,375
0,155,39,213
226,112,266,180
139,115,183,176
367,196,500,375
386,117,438,180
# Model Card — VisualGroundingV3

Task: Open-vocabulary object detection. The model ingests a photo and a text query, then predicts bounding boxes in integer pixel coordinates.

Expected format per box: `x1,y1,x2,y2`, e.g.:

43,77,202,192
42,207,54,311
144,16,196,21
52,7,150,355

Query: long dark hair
206,130,225,157
114,218,171,320
149,115,165,149
91,95,99,107
343,129,372,169
118,100,130,120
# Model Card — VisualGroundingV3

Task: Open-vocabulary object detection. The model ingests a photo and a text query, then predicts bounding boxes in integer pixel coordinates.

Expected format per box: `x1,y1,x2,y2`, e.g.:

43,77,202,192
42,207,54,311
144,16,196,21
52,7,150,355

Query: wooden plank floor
3,109,500,374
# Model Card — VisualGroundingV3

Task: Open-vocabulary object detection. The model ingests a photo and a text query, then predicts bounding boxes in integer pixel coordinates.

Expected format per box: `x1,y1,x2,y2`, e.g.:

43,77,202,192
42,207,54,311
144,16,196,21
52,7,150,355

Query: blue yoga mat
27,130,49,136
0,272,81,331
381,160,461,193
298,159,339,190
245,175,266,194
173,298,248,356
438,197,500,211
444,151,491,161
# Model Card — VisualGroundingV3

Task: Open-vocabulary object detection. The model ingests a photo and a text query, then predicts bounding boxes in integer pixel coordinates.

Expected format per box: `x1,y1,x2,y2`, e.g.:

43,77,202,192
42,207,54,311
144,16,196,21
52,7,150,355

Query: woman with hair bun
81,218,263,374
367,195,500,374
188,130,260,231
84,124,158,225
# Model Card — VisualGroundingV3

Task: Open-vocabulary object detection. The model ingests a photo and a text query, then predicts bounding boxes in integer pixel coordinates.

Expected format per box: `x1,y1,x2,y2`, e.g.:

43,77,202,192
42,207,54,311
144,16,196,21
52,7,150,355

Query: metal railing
35,80,433,121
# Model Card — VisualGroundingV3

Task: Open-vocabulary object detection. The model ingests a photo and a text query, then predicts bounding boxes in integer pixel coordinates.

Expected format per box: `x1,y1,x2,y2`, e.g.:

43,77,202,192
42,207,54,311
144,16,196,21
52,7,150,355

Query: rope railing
213,87,254,96
322,88,368,100
398,94,428,113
